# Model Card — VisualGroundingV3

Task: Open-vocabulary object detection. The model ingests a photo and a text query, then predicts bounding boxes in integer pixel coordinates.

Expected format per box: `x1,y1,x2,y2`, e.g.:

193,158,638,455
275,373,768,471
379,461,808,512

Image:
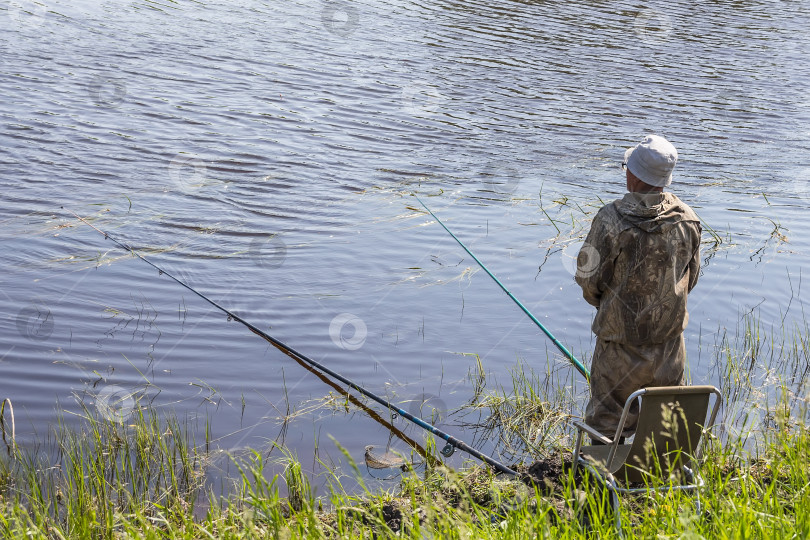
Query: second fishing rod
412,194,591,383
65,208,518,477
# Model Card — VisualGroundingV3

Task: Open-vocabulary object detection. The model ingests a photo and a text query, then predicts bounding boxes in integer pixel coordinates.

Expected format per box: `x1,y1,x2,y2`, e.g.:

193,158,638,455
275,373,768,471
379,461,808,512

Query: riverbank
1,373,807,538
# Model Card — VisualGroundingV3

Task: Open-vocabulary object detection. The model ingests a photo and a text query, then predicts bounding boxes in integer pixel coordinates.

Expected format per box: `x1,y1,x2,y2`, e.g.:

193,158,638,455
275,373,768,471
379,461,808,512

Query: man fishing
575,135,701,443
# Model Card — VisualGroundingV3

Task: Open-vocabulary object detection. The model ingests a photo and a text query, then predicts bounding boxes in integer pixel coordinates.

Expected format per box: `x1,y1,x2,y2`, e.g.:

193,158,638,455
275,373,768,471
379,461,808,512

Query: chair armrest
572,420,613,445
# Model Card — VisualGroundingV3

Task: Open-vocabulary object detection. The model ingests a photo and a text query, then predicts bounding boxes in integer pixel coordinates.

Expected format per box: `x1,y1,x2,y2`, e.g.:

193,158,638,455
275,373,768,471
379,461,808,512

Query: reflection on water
1,0,809,487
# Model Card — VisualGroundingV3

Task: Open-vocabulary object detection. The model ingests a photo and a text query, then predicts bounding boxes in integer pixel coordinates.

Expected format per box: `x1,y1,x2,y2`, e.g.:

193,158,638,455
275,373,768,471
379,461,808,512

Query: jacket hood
613,192,699,233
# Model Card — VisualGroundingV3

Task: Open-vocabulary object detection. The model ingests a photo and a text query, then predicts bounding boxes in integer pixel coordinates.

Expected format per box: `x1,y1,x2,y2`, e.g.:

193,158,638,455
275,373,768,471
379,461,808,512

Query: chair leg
573,429,584,469
576,463,624,535
608,484,622,535
598,473,623,536
682,466,703,517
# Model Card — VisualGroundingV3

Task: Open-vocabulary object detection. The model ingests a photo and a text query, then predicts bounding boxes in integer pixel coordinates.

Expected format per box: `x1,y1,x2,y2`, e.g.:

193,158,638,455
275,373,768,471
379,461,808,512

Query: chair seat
579,444,632,474
579,443,674,485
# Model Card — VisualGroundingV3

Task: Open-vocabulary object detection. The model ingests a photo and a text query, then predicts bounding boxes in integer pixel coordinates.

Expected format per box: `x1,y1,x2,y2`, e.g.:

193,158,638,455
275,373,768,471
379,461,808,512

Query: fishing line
411,194,591,382
64,207,518,476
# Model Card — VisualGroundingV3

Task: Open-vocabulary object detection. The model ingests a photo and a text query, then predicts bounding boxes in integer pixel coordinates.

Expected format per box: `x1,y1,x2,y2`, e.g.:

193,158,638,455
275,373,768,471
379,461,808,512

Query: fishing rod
412,194,591,382
64,208,517,476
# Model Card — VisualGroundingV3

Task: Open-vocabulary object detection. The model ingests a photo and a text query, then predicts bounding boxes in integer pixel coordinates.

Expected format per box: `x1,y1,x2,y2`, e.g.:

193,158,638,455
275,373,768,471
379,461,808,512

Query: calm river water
2,0,809,490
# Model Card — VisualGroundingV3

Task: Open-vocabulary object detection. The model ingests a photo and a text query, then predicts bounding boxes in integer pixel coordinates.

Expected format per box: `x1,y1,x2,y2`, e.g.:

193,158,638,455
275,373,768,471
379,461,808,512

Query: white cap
624,135,678,187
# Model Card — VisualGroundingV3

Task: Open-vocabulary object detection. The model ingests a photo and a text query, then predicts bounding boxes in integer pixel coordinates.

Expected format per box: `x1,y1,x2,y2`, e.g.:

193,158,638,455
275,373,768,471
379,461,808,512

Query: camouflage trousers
584,335,686,438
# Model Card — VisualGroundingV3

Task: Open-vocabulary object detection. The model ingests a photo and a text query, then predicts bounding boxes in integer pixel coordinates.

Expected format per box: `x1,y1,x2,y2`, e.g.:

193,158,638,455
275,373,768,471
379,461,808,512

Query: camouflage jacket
576,192,701,345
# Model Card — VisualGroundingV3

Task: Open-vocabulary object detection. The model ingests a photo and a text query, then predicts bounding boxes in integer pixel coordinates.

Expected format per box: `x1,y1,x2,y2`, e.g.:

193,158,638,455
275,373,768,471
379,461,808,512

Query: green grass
1,316,808,538
1,400,807,538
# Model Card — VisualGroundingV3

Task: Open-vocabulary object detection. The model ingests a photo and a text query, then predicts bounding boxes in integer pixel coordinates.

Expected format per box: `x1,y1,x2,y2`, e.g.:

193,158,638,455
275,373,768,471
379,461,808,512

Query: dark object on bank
572,385,722,533
520,453,570,493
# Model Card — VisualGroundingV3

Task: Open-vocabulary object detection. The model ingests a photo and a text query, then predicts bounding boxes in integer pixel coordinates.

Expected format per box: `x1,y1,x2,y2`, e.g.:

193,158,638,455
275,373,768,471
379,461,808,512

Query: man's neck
627,175,664,193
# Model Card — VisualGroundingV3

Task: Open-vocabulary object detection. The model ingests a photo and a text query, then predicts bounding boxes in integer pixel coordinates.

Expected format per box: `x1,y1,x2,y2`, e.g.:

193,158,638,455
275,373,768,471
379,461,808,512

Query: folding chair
572,386,722,532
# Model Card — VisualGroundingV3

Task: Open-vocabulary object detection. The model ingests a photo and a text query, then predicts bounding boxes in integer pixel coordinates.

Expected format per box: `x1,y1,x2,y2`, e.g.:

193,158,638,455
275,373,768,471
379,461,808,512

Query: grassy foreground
1,313,808,538
0,399,807,539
